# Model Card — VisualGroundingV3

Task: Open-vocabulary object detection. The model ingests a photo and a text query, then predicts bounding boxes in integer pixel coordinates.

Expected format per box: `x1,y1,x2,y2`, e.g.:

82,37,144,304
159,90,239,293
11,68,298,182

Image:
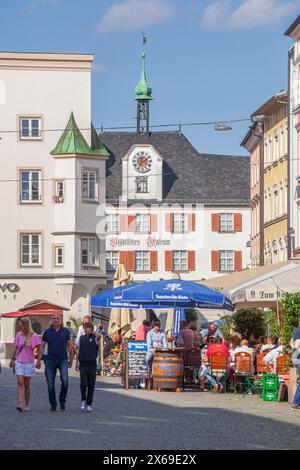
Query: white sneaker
80,401,86,411
86,405,92,412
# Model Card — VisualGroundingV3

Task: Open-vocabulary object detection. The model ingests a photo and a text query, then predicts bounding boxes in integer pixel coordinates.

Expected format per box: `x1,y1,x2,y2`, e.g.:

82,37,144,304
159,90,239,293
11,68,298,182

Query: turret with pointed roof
51,112,108,158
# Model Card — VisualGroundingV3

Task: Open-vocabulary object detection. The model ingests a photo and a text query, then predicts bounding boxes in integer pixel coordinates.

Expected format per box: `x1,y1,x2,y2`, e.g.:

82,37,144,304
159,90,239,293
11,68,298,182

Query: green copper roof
51,112,92,156
134,51,152,101
91,123,109,156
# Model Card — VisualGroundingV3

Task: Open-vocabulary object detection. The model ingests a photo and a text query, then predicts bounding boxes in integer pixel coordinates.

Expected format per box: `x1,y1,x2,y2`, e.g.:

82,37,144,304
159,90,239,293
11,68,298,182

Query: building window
135,251,150,271
55,246,64,267
219,213,233,232
106,251,119,271
219,250,234,271
53,180,65,203
21,233,41,266
135,176,148,193
19,117,42,140
273,185,278,219
81,237,97,266
20,170,42,203
106,214,119,233
173,251,187,271
274,133,279,161
82,170,97,202
135,214,149,233
173,214,187,233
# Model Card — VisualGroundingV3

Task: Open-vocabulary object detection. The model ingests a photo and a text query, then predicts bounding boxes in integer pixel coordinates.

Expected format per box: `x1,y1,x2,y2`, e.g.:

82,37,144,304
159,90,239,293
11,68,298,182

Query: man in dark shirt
37,313,73,411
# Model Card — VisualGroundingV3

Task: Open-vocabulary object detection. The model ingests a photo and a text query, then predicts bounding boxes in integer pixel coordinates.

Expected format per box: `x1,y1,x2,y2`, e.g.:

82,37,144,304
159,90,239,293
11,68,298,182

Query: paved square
0,366,299,450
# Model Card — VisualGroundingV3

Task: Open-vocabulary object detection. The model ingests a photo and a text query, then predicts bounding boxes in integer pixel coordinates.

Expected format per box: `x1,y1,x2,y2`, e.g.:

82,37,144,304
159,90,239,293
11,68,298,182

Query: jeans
146,352,154,372
45,358,69,407
80,362,97,406
201,367,226,388
293,364,300,405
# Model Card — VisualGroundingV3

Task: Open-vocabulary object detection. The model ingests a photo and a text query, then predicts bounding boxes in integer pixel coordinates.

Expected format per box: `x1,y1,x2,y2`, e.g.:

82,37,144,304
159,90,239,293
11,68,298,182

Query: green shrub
281,293,300,352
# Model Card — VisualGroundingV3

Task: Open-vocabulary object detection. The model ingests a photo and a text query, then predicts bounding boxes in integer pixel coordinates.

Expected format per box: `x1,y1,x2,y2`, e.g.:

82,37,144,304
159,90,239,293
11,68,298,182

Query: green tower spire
134,50,152,101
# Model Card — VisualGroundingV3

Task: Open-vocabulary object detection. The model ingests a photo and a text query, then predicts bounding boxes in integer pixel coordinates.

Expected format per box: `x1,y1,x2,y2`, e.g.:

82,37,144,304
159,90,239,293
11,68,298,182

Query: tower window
135,176,148,193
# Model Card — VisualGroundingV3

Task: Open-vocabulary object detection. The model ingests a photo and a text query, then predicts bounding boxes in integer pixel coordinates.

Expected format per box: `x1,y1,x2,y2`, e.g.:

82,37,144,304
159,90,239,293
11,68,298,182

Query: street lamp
214,122,233,131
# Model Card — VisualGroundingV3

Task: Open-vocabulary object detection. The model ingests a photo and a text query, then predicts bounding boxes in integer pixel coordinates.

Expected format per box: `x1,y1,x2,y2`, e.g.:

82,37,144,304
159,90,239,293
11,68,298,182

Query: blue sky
1,0,299,155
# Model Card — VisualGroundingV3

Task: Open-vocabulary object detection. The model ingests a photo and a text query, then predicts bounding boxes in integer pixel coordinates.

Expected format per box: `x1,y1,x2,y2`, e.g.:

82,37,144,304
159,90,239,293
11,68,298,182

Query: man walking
75,322,98,412
291,321,300,411
37,313,73,411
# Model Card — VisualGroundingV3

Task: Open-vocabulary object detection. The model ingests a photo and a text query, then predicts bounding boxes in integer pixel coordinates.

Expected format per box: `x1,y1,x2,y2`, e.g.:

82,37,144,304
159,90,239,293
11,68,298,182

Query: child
75,322,98,412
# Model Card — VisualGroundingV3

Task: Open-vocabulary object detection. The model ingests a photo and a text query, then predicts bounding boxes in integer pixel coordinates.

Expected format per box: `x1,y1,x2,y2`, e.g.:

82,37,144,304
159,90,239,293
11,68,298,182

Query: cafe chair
183,348,202,388
276,354,291,380
233,352,258,397
209,351,229,392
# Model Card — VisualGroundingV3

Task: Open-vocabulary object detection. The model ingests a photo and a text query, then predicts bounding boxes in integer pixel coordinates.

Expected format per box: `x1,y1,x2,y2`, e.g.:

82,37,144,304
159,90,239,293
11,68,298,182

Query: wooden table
153,347,186,392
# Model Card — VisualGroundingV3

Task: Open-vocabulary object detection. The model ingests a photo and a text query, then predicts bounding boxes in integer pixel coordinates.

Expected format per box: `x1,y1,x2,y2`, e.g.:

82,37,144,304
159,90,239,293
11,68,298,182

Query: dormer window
135,176,148,193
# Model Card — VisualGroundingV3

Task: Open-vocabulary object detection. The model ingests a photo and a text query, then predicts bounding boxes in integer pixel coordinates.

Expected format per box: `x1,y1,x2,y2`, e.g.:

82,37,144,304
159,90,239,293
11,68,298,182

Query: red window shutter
211,251,219,271
150,251,158,271
150,214,158,232
165,214,173,232
188,214,196,232
234,213,242,232
165,251,173,271
119,215,127,232
211,214,220,232
127,252,135,271
119,251,127,268
234,251,242,272
128,215,136,232
188,251,196,271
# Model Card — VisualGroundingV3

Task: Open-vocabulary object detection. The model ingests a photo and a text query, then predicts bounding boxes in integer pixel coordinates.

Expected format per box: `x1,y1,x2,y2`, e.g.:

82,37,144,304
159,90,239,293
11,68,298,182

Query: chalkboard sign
128,340,148,377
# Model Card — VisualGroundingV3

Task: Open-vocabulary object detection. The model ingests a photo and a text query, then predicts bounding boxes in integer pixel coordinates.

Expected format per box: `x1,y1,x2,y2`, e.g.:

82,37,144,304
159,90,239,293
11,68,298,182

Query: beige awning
203,261,300,308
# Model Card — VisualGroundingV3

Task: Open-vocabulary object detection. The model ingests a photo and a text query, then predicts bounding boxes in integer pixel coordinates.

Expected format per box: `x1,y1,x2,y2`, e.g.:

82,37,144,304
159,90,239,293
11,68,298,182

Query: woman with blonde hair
9,316,41,412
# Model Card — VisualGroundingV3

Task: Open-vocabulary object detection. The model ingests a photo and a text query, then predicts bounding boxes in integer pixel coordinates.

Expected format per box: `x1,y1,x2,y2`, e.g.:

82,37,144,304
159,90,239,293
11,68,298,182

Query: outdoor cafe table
152,347,186,392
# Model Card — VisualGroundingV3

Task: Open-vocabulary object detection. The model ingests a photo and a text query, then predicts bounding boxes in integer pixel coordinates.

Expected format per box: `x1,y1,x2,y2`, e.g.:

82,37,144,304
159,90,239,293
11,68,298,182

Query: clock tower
135,37,152,133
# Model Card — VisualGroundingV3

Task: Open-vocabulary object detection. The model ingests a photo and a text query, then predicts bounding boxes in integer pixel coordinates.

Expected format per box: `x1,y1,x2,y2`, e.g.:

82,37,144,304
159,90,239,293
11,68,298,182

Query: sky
1,0,299,156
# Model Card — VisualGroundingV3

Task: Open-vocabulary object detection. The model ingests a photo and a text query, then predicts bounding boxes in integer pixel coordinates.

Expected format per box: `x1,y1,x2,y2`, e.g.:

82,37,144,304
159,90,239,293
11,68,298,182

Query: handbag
12,339,27,374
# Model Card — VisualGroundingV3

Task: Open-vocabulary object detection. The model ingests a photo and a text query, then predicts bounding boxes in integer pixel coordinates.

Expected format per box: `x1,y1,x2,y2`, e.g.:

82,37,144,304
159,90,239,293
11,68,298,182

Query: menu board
127,340,148,378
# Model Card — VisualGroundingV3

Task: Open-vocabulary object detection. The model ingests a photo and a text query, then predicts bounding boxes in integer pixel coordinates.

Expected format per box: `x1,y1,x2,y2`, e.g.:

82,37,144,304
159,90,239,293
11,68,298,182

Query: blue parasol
91,279,233,311
171,307,186,338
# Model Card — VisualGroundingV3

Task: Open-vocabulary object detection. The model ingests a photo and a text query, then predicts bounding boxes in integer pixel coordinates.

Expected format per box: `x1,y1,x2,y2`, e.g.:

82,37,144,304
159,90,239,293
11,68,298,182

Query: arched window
272,240,278,264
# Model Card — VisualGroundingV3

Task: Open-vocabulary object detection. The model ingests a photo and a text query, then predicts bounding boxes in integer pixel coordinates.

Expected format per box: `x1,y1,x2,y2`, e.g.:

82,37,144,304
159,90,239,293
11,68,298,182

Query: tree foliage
185,308,198,326
219,308,265,340
69,315,83,335
281,293,300,352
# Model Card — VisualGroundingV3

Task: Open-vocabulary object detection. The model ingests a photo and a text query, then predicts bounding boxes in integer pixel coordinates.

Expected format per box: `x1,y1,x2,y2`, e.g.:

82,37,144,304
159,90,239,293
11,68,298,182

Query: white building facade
0,52,107,355
103,139,251,285
102,50,251,286
286,16,300,259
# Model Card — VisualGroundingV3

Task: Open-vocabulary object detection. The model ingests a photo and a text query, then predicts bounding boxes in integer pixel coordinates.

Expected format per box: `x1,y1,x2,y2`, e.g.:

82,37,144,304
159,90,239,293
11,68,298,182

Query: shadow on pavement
0,367,299,450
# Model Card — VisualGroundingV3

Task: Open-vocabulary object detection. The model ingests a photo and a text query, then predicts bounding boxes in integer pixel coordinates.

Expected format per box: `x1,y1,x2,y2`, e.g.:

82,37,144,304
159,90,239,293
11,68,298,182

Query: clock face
132,151,152,173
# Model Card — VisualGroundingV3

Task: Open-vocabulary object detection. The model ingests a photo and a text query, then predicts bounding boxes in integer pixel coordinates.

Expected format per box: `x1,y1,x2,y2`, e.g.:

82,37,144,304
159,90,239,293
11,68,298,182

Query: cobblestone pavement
0,366,300,450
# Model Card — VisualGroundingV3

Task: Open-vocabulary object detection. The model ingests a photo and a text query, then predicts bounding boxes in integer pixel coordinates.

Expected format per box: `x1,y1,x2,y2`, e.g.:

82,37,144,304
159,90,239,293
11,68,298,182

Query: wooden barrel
153,350,184,389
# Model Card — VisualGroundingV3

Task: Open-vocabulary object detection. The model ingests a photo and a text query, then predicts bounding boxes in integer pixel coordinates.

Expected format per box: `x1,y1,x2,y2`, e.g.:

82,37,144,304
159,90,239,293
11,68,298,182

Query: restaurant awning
1,300,66,318
203,261,300,308
1,309,63,318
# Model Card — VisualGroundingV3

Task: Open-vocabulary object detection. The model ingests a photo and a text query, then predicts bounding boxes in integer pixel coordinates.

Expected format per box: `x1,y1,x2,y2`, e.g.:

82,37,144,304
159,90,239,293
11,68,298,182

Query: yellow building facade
253,94,288,264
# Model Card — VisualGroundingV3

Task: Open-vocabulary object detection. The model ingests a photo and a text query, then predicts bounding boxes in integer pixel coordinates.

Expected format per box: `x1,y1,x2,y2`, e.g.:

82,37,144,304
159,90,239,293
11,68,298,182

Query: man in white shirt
233,339,255,374
75,315,97,347
263,341,283,371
